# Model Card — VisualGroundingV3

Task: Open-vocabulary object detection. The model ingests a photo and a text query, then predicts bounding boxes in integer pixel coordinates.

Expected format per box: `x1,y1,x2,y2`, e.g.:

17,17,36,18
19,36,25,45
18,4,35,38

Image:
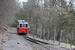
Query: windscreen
19,24,28,28
22,24,25,27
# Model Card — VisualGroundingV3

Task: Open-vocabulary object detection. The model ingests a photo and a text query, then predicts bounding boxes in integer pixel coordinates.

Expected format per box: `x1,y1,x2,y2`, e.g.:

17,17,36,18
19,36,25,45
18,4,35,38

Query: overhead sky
19,0,28,2
19,0,75,6
19,0,74,3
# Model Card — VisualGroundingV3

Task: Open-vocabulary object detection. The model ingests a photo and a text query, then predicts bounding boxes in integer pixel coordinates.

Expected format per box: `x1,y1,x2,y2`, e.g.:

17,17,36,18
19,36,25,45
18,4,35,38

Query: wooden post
44,29,45,40
59,30,63,45
40,28,42,39
36,29,38,37
47,29,49,41
53,29,56,43
70,30,73,50
33,28,35,38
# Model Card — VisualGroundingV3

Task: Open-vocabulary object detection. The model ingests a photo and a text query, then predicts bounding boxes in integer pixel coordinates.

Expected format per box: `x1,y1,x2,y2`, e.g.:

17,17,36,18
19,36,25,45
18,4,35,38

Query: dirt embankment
0,25,10,45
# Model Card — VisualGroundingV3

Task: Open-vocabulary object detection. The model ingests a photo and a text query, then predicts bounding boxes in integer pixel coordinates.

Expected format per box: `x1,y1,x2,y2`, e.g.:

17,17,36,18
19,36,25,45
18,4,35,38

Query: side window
20,24,22,27
26,24,28,28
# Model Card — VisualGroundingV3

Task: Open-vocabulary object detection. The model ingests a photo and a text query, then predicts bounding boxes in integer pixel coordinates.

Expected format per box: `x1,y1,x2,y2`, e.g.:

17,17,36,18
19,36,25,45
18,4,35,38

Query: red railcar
17,21,29,35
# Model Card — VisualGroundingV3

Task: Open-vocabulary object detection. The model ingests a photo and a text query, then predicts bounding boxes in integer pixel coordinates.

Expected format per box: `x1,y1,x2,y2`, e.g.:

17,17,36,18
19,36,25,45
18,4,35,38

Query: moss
2,40,6,43
3,27,7,31
2,41,6,43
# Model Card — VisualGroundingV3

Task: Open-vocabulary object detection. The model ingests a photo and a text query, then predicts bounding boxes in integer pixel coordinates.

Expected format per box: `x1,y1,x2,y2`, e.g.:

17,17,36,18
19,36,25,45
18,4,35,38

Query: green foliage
3,27,7,31
10,20,17,27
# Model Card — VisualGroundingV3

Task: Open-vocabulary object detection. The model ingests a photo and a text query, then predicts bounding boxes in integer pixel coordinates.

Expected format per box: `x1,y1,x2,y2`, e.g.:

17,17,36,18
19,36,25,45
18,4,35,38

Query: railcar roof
18,22,28,24
18,20,25,22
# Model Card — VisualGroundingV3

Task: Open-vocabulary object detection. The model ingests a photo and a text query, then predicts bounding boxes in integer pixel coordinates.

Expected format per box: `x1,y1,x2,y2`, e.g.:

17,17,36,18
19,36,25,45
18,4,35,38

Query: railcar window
22,24,25,27
20,24,22,27
26,24,28,28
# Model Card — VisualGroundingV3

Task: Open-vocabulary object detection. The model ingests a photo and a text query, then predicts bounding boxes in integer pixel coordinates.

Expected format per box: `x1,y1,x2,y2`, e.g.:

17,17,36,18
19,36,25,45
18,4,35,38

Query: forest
0,0,75,48
16,0,75,46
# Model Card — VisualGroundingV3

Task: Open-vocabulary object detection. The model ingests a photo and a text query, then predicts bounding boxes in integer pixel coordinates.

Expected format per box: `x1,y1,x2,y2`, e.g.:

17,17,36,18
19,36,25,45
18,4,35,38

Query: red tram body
18,28,28,34
17,20,29,35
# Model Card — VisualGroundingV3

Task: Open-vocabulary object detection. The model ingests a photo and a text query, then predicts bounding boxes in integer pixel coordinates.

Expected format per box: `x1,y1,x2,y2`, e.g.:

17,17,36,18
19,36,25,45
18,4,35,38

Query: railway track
10,28,73,50
26,35,51,50
22,35,50,50
21,35,69,50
